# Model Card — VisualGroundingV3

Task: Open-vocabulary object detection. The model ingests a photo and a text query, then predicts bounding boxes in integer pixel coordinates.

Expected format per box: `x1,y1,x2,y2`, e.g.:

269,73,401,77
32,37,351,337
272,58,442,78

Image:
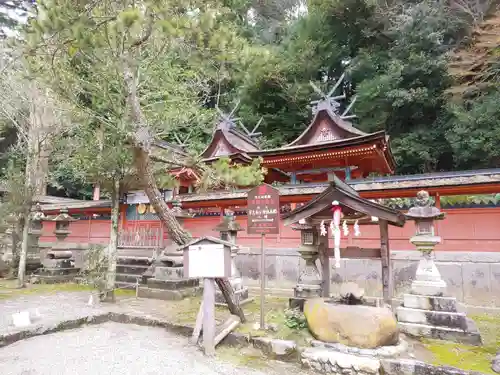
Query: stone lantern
290,219,322,309
28,203,45,256
397,191,482,345
52,207,77,242
44,207,78,277
405,190,446,296
213,209,249,305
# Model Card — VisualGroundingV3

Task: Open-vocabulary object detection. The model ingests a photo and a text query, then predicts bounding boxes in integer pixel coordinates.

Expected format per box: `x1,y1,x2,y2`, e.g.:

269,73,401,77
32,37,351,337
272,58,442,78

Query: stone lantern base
215,277,251,306
397,253,482,346
137,250,200,300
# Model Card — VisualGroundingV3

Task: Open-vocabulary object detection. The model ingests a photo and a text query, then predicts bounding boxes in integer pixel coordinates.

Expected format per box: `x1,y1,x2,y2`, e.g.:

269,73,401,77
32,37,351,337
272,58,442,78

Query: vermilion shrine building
37,88,500,307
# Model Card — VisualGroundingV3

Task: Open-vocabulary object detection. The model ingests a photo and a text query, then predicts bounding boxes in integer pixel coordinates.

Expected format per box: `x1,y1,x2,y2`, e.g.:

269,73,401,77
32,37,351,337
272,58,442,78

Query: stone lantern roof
405,190,445,221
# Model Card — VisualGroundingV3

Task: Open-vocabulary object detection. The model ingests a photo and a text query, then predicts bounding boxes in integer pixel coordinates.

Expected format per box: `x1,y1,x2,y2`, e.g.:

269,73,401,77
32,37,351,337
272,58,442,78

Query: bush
284,308,308,330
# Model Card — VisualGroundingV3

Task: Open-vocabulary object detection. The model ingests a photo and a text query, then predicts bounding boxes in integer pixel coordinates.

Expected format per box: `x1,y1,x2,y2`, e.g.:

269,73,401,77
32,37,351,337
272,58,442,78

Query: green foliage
198,156,266,191
79,245,108,293
284,308,307,330
446,90,500,169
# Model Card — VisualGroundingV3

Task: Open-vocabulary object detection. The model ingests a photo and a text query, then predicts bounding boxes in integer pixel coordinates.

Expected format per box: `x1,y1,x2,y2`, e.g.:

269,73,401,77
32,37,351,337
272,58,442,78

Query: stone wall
235,248,500,308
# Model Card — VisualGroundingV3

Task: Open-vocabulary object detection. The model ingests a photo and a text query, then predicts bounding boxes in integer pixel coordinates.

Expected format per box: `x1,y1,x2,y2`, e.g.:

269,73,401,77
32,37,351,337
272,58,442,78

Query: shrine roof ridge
248,131,388,156
171,168,500,203
287,103,368,147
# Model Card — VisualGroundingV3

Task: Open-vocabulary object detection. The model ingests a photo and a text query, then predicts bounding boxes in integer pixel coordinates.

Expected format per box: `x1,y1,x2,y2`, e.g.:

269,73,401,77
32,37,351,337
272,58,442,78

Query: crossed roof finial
309,72,357,120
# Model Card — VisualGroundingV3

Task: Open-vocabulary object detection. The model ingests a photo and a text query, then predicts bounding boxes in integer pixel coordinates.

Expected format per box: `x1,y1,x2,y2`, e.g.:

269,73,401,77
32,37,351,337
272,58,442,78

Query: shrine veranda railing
118,226,164,249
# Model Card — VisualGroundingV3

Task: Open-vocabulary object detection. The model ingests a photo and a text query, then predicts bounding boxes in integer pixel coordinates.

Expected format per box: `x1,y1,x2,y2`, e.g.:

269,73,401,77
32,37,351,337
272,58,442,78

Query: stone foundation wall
235,249,500,308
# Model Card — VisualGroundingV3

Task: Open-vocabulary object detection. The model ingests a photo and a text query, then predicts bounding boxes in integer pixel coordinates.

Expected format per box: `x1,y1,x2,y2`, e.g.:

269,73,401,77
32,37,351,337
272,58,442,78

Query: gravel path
0,322,288,375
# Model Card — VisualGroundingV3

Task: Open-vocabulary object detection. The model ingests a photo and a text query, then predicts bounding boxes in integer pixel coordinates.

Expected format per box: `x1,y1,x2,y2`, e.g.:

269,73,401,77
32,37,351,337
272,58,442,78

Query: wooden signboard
182,237,237,356
184,243,231,279
247,184,280,235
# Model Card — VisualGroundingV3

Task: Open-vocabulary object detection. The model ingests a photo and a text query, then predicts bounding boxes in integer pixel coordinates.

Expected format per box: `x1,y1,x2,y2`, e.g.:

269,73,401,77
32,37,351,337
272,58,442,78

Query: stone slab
137,286,201,301
411,279,447,296
397,306,467,330
311,339,408,358
301,347,381,374
402,294,457,312
154,266,184,280
146,278,199,290
398,321,482,346
381,358,486,375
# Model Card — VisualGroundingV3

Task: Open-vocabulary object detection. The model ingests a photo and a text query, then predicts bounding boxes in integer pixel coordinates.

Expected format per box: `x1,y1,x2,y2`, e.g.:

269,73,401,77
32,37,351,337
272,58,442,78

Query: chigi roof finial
309,72,357,120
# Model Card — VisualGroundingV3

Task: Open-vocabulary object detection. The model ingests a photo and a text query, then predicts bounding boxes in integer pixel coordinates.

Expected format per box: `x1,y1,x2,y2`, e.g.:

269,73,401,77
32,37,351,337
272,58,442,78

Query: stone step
397,306,467,330
115,273,142,283
137,286,201,301
402,294,457,312
117,257,152,266
116,264,150,275
398,321,482,346
146,277,199,290
115,281,139,290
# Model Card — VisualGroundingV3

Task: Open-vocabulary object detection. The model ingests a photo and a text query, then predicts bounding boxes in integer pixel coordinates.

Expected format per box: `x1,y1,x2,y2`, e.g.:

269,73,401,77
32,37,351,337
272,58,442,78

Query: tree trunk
123,57,191,245
122,57,243,320
133,146,192,245
17,214,29,288
102,178,120,302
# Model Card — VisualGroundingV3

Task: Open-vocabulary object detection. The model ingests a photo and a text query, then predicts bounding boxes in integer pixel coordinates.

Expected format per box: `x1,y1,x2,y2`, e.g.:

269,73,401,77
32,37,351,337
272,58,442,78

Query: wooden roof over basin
282,175,406,227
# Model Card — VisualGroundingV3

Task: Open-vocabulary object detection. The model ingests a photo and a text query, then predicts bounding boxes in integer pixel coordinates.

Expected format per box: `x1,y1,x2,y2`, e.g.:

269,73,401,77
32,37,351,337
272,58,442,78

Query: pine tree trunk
123,57,191,246
133,146,192,245
123,57,244,321
102,178,120,302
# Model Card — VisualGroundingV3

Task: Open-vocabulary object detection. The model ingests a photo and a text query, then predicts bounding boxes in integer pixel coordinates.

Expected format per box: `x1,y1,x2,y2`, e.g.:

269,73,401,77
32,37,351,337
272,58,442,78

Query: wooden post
379,220,393,307
203,278,216,356
319,232,330,298
260,233,265,329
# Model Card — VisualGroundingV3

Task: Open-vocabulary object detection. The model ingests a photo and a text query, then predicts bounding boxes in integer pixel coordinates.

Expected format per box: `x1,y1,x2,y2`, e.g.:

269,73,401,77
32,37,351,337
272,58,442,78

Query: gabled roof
281,174,406,227
200,119,260,159
288,101,368,147
177,235,239,250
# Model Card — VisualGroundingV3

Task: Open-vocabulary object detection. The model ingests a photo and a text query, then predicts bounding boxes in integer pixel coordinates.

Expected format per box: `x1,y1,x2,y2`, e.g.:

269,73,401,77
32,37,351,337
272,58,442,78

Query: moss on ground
421,313,500,374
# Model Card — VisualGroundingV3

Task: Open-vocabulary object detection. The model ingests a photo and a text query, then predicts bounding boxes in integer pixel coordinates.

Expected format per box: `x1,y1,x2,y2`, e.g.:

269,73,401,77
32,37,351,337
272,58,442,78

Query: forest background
0,0,499,200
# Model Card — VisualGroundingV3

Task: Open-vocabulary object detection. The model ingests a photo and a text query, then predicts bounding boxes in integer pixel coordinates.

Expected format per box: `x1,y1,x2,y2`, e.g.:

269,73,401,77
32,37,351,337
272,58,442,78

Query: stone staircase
115,248,157,290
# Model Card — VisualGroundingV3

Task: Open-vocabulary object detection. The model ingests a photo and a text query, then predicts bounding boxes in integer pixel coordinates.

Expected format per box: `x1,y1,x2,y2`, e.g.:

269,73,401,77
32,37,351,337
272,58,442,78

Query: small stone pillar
397,191,482,345
213,209,250,305
289,220,322,310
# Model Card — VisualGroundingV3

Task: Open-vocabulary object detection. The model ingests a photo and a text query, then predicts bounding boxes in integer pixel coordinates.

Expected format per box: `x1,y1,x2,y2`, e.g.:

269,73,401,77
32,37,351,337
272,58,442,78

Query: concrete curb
0,314,489,375
0,312,250,349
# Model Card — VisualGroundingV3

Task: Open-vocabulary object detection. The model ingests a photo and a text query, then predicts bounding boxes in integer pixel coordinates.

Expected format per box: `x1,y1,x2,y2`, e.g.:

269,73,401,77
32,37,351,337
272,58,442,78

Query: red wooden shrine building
39,87,500,253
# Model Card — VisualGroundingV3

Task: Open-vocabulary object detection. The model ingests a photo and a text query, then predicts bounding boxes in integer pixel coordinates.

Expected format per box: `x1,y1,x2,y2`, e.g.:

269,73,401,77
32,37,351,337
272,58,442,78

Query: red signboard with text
247,184,280,235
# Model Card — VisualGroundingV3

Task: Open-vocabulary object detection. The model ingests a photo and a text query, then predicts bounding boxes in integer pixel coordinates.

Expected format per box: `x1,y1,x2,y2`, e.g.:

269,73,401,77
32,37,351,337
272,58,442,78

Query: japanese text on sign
247,184,280,235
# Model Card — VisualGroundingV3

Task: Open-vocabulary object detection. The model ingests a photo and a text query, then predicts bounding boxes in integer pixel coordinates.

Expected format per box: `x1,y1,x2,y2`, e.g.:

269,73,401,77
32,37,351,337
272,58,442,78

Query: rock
492,351,500,373
252,337,297,361
304,298,399,349
340,282,365,305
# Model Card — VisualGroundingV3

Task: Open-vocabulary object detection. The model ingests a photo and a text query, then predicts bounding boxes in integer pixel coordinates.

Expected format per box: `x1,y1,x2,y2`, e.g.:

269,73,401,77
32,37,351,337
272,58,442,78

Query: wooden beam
379,220,392,306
